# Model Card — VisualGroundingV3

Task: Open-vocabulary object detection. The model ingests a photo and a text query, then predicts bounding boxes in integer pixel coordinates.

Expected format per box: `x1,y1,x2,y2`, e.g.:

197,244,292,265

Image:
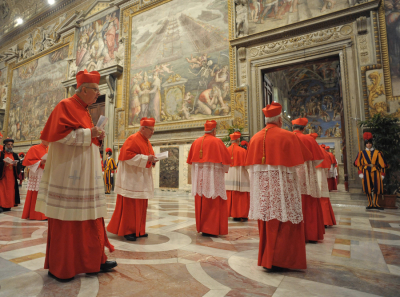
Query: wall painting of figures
127,0,230,127
264,58,342,138
0,66,8,110
7,46,69,141
247,0,350,36
384,2,400,96
76,7,121,72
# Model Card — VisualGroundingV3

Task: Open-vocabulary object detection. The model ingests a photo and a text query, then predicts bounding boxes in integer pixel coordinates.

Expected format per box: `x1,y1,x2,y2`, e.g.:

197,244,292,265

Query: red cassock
21,144,47,220
226,143,250,218
246,124,313,269
293,132,325,242
107,132,154,237
40,94,113,279
187,134,231,236
327,151,338,191
0,152,16,208
316,147,337,226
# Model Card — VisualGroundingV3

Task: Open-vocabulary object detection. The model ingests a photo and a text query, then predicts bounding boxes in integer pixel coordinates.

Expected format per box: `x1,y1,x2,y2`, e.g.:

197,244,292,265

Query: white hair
205,128,216,134
75,83,91,94
265,114,282,124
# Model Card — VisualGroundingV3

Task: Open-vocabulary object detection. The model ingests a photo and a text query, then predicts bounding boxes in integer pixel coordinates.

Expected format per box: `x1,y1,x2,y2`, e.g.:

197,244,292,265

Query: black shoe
263,266,285,273
0,207,3,213
308,240,318,244
366,206,373,210
124,234,137,241
48,271,74,282
201,232,215,237
232,218,241,221
2,208,11,212
100,261,117,272
374,206,384,210
138,233,148,238
240,218,248,222
324,225,328,228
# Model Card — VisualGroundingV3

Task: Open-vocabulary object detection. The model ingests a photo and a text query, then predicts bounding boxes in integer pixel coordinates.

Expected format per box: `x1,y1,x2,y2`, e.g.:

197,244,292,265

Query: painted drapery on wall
384,1,400,97
247,0,349,35
0,67,7,110
76,9,121,72
8,46,68,141
128,0,230,126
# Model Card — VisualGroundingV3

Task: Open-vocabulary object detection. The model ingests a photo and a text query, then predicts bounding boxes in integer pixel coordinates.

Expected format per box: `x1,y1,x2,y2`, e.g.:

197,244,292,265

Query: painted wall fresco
159,147,179,188
128,0,230,126
76,8,121,72
247,0,349,35
384,1,400,96
266,60,342,138
8,46,68,141
0,67,7,110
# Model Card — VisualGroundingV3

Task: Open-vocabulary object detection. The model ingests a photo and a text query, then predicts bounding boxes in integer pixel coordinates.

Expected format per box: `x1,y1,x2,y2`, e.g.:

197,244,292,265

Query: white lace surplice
191,162,230,200
26,161,44,192
225,166,250,192
296,160,321,198
316,168,330,198
248,164,303,224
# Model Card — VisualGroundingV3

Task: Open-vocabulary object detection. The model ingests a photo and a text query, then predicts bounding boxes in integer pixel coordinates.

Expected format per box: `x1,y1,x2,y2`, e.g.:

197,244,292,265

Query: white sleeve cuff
56,128,92,146
27,161,41,173
125,154,149,168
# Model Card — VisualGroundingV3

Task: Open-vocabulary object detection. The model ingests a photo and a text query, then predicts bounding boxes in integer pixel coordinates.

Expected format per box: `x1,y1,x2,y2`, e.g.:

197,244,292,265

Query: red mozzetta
187,134,231,165
118,132,154,168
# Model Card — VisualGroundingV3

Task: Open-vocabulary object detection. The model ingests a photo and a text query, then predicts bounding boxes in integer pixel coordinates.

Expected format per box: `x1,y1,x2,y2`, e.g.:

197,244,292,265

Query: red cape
327,152,337,165
293,131,325,162
246,124,312,167
227,143,247,167
316,146,332,168
187,134,230,165
40,94,100,146
22,144,48,169
118,132,154,168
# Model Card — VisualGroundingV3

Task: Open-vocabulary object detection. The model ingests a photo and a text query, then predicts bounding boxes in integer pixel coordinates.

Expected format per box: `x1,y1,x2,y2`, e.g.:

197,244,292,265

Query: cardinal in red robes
225,131,250,221
292,118,325,243
0,132,3,151
316,143,337,227
0,138,22,212
37,69,116,282
107,117,158,241
21,138,48,220
246,103,313,271
325,146,338,191
187,120,231,236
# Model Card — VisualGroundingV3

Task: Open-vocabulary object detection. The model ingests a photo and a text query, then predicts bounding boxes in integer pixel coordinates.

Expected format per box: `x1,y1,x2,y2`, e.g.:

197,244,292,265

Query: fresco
76,9,120,72
128,0,230,126
266,60,341,138
159,147,179,188
384,1,400,96
8,46,68,141
0,67,7,110
247,0,349,35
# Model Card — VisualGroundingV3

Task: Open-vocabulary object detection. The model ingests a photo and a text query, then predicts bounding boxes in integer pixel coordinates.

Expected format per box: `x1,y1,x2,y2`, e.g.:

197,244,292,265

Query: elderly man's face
5,142,13,152
82,83,100,105
141,126,154,140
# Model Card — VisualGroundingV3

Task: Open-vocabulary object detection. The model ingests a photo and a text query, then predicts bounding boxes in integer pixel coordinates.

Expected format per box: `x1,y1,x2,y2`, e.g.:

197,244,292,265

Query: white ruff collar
366,148,374,151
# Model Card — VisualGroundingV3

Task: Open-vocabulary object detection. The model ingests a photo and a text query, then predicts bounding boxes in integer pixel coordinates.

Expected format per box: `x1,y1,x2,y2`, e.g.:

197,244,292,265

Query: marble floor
1,188,400,297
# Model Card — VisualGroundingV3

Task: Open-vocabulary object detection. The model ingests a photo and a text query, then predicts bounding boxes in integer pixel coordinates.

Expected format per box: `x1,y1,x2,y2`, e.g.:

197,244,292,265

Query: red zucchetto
140,117,155,127
325,146,330,151
292,117,308,126
204,120,217,131
321,144,326,148
310,133,318,139
230,131,241,140
76,69,101,88
262,102,282,118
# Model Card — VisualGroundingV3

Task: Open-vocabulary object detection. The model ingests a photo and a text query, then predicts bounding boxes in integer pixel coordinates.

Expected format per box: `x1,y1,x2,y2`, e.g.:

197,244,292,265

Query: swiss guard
104,148,117,194
354,132,388,210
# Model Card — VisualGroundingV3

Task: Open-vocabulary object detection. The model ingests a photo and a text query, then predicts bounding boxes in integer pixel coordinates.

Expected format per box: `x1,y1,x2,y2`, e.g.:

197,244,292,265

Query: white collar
366,147,374,151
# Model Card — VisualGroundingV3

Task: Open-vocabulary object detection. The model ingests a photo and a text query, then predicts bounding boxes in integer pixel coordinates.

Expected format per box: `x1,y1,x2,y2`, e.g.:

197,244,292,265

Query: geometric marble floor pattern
1,188,400,296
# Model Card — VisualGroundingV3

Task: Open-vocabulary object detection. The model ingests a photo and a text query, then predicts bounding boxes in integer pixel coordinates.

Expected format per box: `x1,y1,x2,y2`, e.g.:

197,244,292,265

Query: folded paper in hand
41,153,48,160
96,115,108,130
4,157,18,164
155,151,168,160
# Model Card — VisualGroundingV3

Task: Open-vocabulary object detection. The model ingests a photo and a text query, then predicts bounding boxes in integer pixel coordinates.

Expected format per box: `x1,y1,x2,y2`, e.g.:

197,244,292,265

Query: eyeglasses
144,126,154,132
85,87,100,93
